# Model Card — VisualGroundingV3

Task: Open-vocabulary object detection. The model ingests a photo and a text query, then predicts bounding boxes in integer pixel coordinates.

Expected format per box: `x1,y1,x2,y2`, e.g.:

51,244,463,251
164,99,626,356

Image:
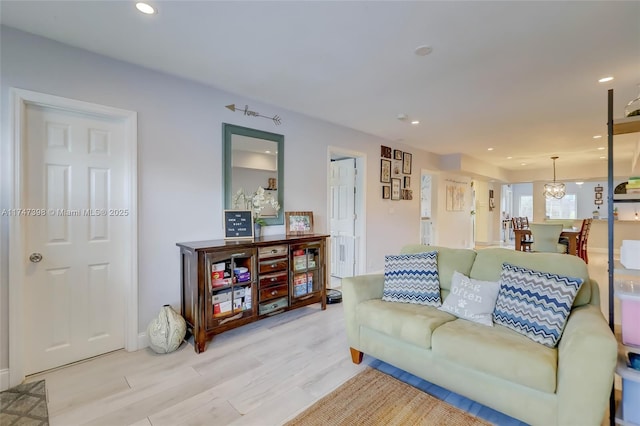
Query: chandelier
543,156,566,199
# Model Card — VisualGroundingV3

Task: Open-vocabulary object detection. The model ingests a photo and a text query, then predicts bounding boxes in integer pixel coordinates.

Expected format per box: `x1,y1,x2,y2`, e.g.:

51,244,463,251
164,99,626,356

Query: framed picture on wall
394,149,403,160
391,178,401,200
402,152,412,174
381,145,392,159
392,160,402,176
404,176,411,188
380,159,391,183
595,192,603,200
382,185,390,199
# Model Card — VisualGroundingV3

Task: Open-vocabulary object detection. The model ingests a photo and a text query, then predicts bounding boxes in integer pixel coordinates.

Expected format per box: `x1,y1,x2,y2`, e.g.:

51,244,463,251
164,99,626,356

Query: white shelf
616,403,640,426
615,261,640,276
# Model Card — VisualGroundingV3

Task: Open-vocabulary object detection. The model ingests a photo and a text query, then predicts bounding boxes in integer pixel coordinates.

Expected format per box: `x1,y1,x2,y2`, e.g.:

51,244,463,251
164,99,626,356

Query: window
545,194,577,219
518,195,533,221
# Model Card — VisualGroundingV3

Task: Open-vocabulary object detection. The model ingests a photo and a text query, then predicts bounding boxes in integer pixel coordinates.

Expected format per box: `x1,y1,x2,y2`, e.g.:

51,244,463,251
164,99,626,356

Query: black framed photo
381,145,392,159
380,159,391,183
595,185,604,192
394,149,403,160
391,178,401,200
382,185,390,199
392,160,402,176
595,199,603,205
404,176,411,188
403,152,412,174
595,192,603,200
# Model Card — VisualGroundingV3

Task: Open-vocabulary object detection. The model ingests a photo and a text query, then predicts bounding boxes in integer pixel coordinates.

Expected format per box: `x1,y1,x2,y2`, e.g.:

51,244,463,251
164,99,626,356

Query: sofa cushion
493,263,583,348
382,251,441,306
357,299,456,349
438,271,500,326
432,318,558,393
400,245,477,299
469,248,591,307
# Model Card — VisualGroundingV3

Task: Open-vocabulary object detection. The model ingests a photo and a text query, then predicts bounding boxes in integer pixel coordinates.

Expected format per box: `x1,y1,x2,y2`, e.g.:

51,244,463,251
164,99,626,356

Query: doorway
327,148,366,285
9,89,138,386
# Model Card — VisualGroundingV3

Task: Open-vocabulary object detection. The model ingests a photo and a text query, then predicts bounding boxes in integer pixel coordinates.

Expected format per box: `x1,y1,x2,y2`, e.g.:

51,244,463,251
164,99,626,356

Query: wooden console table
177,234,328,353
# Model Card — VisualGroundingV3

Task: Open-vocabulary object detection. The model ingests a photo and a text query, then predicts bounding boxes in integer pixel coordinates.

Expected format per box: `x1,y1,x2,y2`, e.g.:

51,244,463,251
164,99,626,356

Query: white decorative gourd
147,305,186,354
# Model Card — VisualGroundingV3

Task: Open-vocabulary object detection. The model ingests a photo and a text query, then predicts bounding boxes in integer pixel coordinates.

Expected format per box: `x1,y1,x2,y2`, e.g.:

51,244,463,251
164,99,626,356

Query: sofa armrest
342,274,384,348
556,304,617,426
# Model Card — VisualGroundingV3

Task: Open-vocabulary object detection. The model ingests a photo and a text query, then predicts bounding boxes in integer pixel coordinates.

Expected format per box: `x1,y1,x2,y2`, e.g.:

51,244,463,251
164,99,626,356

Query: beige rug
285,368,491,426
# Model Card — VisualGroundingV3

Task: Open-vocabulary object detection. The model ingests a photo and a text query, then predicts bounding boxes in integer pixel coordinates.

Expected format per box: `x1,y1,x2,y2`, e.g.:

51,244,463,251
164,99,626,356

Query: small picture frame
381,145,392,159
392,160,402,176
403,176,411,188
285,211,314,236
402,152,412,174
595,199,603,205
391,178,401,200
402,189,413,200
595,192,603,200
380,159,391,183
382,185,390,199
595,185,604,193
394,149,403,160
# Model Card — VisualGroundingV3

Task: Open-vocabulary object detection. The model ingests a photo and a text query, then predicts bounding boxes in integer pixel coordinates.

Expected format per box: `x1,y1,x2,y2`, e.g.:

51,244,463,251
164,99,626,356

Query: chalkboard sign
224,210,254,239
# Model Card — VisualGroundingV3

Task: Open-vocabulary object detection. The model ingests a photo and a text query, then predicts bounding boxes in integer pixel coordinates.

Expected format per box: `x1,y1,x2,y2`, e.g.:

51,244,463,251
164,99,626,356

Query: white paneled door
329,158,356,278
22,103,129,375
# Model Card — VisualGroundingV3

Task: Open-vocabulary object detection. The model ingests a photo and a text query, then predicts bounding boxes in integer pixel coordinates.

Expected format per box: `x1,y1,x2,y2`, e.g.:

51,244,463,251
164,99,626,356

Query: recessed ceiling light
597,147,605,150
414,45,433,56
507,156,513,159
411,120,420,125
600,156,606,159
598,76,614,83
487,147,494,151
265,150,271,154
136,2,156,14
576,182,584,185
593,135,602,139
520,162,526,166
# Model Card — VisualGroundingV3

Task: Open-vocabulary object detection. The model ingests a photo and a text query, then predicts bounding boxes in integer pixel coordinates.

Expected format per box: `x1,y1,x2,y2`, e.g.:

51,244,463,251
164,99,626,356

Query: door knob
29,253,43,263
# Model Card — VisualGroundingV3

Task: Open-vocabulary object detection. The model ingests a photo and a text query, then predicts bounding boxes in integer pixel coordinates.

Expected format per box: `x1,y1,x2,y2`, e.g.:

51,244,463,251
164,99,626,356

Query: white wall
0,27,473,371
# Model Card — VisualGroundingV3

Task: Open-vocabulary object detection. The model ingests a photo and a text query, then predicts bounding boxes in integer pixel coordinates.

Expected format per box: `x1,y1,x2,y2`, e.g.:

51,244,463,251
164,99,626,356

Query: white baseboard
0,368,9,391
137,332,148,350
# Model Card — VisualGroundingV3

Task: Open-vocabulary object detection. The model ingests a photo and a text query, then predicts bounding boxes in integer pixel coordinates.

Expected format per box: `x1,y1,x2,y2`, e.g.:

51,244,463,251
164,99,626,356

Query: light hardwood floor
26,250,618,426
27,304,372,426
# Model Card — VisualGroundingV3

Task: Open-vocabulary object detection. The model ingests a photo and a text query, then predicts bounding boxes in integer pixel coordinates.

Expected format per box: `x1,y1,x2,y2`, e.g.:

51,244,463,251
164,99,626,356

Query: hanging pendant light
543,156,566,199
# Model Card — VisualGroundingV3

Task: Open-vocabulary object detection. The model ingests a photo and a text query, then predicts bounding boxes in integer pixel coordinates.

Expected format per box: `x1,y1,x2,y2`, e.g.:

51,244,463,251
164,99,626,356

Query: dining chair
512,217,532,251
577,218,593,263
529,223,567,253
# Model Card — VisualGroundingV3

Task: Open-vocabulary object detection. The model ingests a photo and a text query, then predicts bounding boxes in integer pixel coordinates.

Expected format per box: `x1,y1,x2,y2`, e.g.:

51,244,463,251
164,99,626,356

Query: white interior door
421,173,434,245
22,103,129,375
329,158,356,278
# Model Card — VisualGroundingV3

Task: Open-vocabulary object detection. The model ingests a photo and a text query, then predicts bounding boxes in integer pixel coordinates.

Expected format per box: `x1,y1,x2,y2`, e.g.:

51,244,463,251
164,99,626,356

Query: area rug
285,368,492,426
0,380,49,425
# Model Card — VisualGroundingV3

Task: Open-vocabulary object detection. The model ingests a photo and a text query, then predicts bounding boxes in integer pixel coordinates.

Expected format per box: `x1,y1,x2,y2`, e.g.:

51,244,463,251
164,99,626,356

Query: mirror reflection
223,124,284,225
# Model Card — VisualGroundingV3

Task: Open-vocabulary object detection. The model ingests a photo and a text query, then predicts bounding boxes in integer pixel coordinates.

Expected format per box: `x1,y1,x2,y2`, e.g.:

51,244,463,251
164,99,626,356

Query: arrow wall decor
225,104,282,125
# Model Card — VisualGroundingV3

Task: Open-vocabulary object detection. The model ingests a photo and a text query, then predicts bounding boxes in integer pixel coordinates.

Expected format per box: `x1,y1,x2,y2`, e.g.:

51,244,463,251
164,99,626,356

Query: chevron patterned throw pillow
382,251,441,306
493,262,583,348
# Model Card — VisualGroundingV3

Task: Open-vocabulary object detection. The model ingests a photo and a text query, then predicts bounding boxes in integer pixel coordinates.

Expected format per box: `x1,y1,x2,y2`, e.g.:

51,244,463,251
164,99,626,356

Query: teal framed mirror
223,123,284,226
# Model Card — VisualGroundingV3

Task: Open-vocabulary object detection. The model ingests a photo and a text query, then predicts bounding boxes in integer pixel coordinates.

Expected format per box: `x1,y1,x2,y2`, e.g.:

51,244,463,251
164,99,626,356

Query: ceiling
2,1,639,179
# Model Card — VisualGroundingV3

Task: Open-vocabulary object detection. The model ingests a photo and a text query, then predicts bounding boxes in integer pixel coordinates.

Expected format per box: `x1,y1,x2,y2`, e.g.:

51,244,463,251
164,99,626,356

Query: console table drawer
259,271,288,288
259,245,288,259
259,258,288,274
259,296,288,315
259,283,289,302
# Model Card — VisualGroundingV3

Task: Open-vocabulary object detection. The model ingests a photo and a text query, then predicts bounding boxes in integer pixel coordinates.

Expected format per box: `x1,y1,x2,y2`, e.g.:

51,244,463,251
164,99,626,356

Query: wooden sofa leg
350,347,364,364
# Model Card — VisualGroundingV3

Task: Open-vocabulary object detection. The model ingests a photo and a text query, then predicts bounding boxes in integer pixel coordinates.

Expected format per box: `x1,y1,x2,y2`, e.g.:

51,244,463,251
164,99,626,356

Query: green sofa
343,245,617,426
